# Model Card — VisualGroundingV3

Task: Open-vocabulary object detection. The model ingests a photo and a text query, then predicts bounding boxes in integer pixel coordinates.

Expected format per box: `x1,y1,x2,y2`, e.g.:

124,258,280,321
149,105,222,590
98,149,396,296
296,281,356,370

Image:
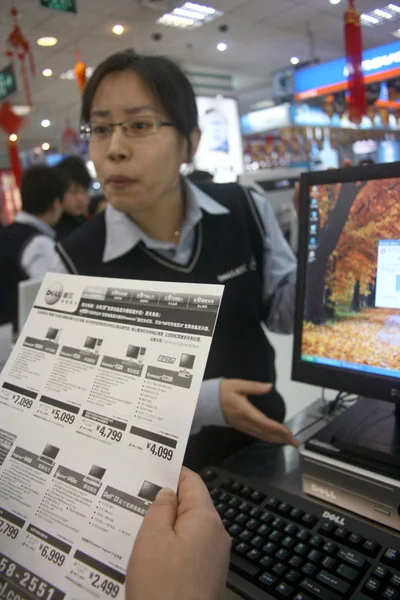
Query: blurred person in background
54,155,91,239
88,193,107,216
0,165,65,331
51,49,298,470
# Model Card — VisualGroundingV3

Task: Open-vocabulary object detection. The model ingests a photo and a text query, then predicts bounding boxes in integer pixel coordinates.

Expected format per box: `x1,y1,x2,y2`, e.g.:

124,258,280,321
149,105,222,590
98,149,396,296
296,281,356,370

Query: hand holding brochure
0,273,223,600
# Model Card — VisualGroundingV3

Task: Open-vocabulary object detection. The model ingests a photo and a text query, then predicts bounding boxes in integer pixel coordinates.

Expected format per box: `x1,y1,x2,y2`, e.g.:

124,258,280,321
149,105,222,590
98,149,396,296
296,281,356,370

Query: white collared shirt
50,180,297,433
14,211,56,279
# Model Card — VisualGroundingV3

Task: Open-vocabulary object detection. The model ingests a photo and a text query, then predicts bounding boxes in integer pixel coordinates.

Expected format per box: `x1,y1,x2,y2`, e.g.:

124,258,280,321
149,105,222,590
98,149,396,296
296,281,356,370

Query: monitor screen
41,444,59,460
292,163,400,403
126,345,140,359
84,336,97,350
180,353,195,369
138,481,162,502
46,328,59,341
88,465,106,480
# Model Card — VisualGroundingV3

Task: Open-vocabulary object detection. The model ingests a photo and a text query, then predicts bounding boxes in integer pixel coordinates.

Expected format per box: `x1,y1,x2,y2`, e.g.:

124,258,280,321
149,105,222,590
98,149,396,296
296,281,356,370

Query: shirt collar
103,178,229,263
15,211,56,239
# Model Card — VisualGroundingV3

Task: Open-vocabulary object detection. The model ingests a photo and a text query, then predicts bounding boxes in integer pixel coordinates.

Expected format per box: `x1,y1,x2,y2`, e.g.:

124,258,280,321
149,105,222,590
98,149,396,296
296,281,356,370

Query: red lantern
344,0,366,125
0,102,25,187
5,7,35,107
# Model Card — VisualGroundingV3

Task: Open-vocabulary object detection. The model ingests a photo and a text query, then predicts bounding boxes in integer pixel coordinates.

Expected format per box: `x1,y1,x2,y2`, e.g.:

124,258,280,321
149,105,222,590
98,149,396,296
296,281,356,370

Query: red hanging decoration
344,0,366,125
74,50,87,93
0,101,25,188
5,7,35,107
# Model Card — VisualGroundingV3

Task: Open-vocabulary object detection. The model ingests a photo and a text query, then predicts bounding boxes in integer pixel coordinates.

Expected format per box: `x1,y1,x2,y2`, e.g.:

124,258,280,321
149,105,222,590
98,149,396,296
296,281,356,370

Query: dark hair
55,155,91,189
20,165,66,215
82,49,198,161
187,170,214,183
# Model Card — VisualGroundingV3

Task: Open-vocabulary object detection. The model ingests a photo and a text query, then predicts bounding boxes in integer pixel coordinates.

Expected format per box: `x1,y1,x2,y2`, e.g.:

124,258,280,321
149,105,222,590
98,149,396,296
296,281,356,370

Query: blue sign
294,40,400,98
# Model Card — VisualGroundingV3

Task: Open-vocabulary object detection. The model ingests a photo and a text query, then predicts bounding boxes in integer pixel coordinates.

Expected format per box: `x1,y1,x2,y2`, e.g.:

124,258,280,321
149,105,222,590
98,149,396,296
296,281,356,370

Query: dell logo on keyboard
322,510,345,526
311,483,337,502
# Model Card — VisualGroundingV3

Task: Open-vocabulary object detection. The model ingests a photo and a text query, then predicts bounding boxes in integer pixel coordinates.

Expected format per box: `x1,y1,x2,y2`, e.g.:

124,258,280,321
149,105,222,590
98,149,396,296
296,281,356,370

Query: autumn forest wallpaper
302,177,400,371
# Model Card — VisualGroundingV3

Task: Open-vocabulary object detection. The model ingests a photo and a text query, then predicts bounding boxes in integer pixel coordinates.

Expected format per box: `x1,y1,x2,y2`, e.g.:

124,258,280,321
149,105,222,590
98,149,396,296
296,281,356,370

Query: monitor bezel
292,161,400,405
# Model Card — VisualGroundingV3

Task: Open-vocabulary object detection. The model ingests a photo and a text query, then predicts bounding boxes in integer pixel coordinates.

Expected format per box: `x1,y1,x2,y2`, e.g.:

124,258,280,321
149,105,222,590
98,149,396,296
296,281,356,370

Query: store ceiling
0,0,397,152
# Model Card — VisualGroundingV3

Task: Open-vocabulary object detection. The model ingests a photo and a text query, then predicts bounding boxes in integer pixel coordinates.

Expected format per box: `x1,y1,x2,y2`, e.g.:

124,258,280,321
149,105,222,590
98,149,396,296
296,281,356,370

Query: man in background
0,165,65,331
54,156,91,239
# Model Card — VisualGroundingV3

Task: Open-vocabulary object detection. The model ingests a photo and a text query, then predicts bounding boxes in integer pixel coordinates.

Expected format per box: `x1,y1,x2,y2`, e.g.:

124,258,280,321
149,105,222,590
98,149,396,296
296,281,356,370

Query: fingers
177,467,214,517
234,379,272,396
236,395,299,447
139,487,178,536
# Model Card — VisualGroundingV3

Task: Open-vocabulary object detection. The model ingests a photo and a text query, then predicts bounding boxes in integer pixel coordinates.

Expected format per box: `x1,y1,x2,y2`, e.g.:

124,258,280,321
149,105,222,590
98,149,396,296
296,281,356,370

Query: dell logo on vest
322,510,345,527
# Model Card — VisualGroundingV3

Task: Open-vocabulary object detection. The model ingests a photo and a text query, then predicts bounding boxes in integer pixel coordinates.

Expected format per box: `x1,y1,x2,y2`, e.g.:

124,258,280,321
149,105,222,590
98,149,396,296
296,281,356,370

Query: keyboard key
276,548,290,562
348,533,364,547
289,555,304,569
266,496,280,509
228,496,242,509
246,518,259,531
323,541,338,554
363,539,381,557
275,582,294,597
250,490,266,504
278,502,292,515
319,522,335,535
219,491,231,503
390,574,400,588
336,563,359,581
230,554,261,578
222,518,231,529
294,543,308,556
231,481,242,493
309,535,324,548
259,572,278,589
302,512,318,528
302,562,317,576
249,507,262,518
270,530,283,543
322,556,336,570
238,501,252,514
300,577,342,600
235,513,248,526
220,478,232,489
263,542,277,555
239,529,253,542
247,548,261,562
240,486,254,498
272,562,287,576
337,548,366,569
282,536,295,549
286,570,301,583
201,468,217,482
290,507,305,520
272,517,286,530
234,542,249,556
251,535,264,548
259,555,274,569
260,511,274,524
382,548,400,569
215,502,227,516
294,594,313,600
316,570,350,595
224,508,238,520
333,527,349,541
209,488,220,499
308,549,322,563
296,528,310,542
284,523,298,536
257,524,270,537
228,524,242,538
372,566,389,580
363,578,381,594
383,587,399,600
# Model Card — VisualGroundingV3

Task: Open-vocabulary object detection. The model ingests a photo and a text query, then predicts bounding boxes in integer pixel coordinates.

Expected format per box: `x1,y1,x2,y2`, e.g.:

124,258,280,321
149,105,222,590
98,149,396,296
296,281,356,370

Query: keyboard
200,466,400,600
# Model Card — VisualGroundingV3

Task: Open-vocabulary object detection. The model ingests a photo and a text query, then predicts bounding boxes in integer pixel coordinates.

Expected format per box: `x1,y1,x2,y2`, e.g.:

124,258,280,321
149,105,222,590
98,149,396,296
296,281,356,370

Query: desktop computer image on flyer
292,162,400,532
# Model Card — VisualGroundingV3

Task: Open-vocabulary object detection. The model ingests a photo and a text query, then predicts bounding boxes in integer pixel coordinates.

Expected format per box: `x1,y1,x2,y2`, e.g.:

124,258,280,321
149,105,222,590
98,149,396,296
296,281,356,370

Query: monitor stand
306,397,400,477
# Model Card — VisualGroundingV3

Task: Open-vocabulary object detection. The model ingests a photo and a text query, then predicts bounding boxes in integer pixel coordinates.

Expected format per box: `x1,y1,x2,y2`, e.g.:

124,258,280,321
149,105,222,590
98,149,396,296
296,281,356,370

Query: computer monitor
84,465,106,486
46,328,60,342
39,444,59,465
126,345,140,360
292,162,400,466
84,336,97,350
138,480,162,503
179,353,195,370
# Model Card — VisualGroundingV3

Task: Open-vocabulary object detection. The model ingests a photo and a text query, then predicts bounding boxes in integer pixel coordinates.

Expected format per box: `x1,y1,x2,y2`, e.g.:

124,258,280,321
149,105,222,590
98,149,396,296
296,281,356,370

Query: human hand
125,467,231,600
220,379,299,447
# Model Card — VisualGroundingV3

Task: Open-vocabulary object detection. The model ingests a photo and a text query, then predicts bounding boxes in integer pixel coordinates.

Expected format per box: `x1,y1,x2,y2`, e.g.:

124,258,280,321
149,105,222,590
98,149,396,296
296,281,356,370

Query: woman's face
89,70,194,218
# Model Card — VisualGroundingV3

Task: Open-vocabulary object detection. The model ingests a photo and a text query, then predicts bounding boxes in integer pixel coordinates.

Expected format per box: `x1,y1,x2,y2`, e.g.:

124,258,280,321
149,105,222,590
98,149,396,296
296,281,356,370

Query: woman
52,49,298,470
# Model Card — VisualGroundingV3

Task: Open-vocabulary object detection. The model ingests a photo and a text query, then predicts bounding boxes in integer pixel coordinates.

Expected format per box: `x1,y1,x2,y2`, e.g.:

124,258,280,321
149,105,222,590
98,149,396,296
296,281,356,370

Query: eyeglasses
80,116,174,141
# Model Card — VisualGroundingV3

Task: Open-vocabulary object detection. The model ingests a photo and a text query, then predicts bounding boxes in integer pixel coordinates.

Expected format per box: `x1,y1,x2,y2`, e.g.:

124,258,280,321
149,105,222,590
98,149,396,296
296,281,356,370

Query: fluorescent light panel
361,3,400,26
157,2,222,29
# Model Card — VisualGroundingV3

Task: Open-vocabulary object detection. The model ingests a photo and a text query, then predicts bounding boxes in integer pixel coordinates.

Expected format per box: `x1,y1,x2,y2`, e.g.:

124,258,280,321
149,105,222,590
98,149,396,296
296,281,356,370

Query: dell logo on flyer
45,281,63,305
343,51,400,77
311,483,337,501
322,510,346,527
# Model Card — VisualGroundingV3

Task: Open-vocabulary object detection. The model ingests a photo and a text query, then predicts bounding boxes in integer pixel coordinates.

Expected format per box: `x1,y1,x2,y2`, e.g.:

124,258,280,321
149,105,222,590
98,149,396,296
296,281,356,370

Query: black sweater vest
0,222,40,330
57,183,285,469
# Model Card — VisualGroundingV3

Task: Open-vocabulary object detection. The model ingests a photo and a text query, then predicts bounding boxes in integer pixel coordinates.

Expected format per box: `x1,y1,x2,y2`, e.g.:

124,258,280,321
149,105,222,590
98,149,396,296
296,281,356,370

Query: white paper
0,273,223,600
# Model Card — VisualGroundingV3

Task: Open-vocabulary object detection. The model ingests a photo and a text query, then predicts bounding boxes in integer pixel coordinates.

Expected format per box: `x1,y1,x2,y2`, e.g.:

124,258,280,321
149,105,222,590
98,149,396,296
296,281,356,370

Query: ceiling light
9,134,18,142
291,56,299,65
157,2,222,29
361,13,380,24
217,42,227,51
392,27,400,36
329,0,342,4
37,36,58,47
11,105,32,116
42,142,50,151
41,119,51,128
388,3,400,12
112,24,125,35
42,68,53,77
374,8,393,18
